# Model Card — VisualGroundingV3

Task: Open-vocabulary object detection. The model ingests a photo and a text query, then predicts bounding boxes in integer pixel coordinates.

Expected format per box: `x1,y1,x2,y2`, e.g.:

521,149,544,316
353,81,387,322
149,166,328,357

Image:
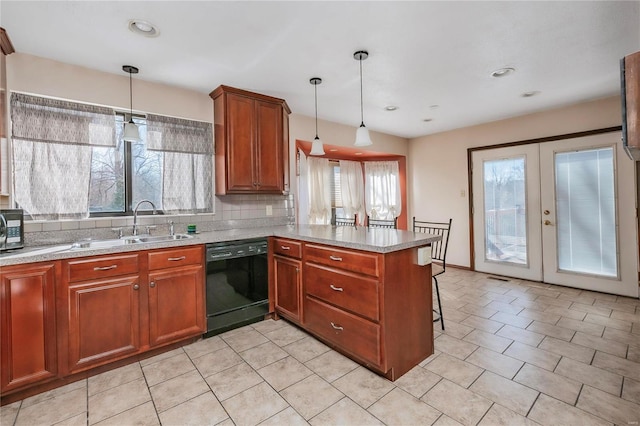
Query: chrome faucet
132,200,157,236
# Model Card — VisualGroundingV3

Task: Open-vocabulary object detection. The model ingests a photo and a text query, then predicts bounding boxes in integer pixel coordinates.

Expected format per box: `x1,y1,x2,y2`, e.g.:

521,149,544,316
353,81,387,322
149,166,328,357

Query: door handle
544,220,553,226
543,210,550,215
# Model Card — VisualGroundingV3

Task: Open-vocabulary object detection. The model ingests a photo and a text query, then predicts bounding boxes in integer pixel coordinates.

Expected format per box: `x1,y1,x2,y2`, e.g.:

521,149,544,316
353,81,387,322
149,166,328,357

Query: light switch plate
266,205,273,216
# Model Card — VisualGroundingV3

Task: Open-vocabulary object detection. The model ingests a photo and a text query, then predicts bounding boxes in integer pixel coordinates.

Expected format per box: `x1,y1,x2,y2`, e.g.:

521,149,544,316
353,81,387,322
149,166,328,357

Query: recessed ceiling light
491,67,515,78
423,118,433,122
384,105,398,111
521,91,540,98
128,19,160,37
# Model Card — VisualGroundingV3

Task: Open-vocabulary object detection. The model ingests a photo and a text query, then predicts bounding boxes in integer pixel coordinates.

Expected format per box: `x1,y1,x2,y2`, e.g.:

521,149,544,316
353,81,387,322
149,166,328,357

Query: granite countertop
0,225,441,266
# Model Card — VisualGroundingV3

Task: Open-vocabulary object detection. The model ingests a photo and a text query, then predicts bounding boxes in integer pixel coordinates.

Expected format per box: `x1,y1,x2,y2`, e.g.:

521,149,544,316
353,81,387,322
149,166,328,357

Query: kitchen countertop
0,225,441,266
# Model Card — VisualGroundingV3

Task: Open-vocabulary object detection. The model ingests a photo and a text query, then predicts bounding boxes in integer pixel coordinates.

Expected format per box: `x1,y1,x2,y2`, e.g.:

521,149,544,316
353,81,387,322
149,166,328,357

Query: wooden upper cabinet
210,85,291,195
1,263,59,393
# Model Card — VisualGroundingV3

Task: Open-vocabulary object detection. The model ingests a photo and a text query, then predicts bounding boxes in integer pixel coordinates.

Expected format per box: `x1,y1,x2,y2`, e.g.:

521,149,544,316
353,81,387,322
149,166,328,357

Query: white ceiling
2,1,639,139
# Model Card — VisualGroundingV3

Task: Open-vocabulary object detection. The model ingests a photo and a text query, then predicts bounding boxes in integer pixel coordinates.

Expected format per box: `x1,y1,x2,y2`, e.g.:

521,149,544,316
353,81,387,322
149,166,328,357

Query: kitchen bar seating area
2,267,639,425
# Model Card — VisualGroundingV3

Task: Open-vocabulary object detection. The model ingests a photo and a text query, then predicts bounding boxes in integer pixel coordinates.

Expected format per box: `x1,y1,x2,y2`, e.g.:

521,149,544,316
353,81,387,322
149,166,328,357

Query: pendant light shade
353,50,373,147
122,65,141,143
309,77,325,156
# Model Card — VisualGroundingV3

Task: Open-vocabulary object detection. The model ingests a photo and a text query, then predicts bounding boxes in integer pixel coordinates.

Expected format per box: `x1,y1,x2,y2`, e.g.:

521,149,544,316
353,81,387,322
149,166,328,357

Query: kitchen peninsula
1,225,439,402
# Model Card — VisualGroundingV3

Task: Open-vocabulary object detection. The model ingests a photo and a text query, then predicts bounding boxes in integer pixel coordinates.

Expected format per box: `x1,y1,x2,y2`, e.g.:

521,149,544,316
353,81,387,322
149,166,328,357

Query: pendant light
354,50,372,147
122,65,141,143
309,77,325,156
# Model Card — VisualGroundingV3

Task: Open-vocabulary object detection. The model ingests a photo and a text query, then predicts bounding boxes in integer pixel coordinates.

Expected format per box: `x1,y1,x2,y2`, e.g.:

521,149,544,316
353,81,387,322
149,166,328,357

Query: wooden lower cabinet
269,238,434,381
270,237,303,323
67,275,141,373
273,255,302,323
60,246,205,375
149,264,204,347
1,263,59,393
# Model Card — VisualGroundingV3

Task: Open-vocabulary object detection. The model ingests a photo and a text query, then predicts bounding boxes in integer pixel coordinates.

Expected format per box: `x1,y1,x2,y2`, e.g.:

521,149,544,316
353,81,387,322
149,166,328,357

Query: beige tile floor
2,269,640,426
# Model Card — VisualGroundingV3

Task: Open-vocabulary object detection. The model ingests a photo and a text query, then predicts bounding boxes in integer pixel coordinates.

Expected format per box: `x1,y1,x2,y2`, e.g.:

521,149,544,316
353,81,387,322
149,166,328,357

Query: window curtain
307,156,332,224
146,114,214,213
297,149,310,224
10,93,115,220
364,160,401,220
339,160,365,225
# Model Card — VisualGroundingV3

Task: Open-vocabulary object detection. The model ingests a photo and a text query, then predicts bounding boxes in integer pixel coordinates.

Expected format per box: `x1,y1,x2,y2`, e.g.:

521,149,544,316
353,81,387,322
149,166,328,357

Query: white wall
408,96,631,269
7,53,211,122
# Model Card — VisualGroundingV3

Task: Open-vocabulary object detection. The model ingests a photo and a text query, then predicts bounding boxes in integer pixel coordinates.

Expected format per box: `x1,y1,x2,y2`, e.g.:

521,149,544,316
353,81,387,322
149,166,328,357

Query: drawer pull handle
94,265,117,271
330,322,344,331
280,246,291,250
168,256,186,261
133,284,139,290
329,255,343,262
329,284,343,292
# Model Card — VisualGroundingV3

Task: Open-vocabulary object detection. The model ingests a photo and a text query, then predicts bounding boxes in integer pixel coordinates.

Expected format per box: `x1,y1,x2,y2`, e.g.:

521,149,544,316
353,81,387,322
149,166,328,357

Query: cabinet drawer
304,296,381,367
305,264,379,321
66,254,139,282
148,246,203,270
273,238,302,259
304,244,380,277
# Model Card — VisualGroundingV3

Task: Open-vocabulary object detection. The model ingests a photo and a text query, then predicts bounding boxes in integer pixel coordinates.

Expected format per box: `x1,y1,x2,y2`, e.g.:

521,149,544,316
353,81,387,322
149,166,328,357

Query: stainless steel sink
121,234,194,244
68,234,194,250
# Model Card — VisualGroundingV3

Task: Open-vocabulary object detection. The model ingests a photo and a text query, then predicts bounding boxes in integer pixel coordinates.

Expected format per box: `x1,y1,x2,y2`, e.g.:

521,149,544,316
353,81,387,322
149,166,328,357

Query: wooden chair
335,216,356,226
367,216,398,229
412,217,452,330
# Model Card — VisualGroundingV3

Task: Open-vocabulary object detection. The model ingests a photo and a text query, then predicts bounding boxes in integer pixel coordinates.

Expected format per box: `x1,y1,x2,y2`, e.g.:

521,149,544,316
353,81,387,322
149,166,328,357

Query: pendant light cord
314,82,319,138
129,71,133,119
359,57,364,127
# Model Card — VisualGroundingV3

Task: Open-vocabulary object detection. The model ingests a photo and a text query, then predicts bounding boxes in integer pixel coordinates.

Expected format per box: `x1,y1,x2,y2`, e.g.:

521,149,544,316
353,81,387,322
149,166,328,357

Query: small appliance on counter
0,209,25,252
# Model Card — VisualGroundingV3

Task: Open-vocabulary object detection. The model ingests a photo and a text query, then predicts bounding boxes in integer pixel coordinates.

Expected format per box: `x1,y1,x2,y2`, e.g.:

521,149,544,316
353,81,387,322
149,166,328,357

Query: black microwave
0,209,25,251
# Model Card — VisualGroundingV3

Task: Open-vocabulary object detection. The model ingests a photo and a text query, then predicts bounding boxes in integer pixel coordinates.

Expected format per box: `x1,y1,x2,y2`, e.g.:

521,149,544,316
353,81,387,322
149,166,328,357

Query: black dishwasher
204,239,269,337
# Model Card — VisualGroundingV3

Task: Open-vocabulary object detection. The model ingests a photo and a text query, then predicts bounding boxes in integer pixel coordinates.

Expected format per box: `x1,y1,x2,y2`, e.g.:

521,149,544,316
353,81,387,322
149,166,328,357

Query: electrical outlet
417,246,432,266
266,205,273,216
460,189,466,197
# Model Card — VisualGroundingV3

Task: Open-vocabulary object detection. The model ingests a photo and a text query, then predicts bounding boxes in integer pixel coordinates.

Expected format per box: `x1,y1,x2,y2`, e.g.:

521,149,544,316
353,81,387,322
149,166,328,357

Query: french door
472,132,638,297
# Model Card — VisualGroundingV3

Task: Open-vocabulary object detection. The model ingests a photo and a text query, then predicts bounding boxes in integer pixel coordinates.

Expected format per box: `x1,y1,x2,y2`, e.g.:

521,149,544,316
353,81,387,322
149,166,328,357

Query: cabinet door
1,263,58,392
226,93,256,192
67,276,140,373
255,100,284,192
273,255,301,323
148,265,204,347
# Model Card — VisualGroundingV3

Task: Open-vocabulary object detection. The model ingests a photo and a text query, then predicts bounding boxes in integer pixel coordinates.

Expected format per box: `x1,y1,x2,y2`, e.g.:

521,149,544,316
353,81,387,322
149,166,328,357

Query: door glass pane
483,157,527,265
555,148,617,277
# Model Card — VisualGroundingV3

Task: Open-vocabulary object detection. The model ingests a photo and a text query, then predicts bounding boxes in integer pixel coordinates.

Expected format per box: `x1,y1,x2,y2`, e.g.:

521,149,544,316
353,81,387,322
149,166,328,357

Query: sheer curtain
339,160,365,225
297,150,310,224
146,114,214,213
364,161,401,220
10,93,115,220
307,156,332,224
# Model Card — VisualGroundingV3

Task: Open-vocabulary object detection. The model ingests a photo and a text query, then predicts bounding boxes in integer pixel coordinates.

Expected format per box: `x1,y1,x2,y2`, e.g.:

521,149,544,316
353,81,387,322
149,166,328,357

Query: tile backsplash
23,194,295,246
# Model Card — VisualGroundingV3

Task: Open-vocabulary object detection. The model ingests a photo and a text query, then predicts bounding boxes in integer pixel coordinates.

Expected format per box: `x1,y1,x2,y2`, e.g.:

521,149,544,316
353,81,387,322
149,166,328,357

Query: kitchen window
10,93,213,220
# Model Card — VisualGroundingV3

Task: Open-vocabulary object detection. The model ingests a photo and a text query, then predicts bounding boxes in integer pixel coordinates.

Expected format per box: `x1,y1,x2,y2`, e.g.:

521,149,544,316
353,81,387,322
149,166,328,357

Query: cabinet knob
150,281,156,288
133,284,139,290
